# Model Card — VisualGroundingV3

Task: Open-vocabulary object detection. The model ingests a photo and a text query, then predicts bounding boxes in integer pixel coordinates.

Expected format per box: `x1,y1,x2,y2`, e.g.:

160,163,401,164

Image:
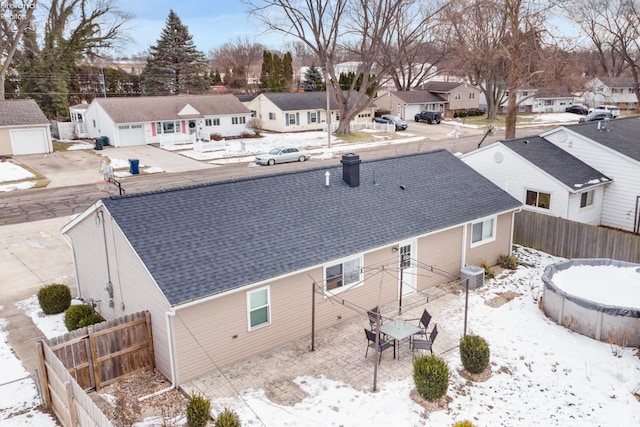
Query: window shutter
151,122,156,136
296,112,300,125
181,120,186,133
307,111,311,124
285,113,289,126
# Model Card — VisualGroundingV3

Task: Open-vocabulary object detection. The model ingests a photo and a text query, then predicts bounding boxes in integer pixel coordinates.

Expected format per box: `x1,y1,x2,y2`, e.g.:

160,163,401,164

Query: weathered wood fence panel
514,210,640,263
37,341,113,427
45,311,154,391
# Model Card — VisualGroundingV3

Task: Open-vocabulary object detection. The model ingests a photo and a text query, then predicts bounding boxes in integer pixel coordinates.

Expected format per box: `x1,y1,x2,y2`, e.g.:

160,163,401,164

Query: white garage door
117,124,146,147
11,128,48,155
405,105,422,120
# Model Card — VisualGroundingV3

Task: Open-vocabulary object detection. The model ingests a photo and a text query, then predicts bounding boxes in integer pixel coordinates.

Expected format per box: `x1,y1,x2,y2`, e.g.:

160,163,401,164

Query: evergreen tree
269,54,283,90
303,64,323,91
260,51,272,89
211,70,222,85
141,10,209,95
282,52,293,91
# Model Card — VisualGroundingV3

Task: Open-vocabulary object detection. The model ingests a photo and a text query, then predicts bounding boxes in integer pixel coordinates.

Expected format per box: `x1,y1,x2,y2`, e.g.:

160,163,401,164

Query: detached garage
0,99,53,156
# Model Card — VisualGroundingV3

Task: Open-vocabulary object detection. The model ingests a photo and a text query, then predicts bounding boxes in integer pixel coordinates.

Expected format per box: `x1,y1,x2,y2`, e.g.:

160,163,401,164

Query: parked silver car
255,147,311,166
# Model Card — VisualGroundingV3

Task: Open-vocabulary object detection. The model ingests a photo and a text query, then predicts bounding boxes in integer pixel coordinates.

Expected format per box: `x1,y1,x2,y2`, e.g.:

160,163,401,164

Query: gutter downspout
139,310,177,401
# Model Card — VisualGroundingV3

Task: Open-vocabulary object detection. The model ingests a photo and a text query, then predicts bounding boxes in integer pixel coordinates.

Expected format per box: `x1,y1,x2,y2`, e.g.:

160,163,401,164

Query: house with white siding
61,150,521,387
82,94,252,147
245,92,376,133
542,117,640,233
461,136,611,226
584,77,638,110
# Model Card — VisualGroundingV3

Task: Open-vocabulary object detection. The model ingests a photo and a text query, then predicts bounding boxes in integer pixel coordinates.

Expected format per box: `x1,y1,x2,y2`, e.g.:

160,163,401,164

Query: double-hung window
156,121,180,134
232,116,246,125
471,217,495,245
247,287,270,330
526,190,550,209
325,257,362,292
580,190,594,208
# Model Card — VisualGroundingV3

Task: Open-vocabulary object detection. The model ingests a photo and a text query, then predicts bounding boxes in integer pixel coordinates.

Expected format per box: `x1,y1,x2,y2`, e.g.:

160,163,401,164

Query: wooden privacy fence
37,311,154,427
514,210,640,263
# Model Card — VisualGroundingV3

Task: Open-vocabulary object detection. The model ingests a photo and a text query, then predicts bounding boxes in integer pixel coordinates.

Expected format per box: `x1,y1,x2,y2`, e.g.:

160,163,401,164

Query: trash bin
129,159,140,175
94,137,103,150
101,136,110,146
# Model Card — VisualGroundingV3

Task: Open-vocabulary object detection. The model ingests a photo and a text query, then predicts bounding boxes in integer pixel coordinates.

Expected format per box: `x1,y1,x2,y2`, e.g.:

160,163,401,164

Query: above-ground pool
542,258,640,347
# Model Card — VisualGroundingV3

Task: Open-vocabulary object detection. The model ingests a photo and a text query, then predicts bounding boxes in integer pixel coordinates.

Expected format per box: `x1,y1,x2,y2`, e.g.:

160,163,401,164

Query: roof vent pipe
325,171,330,187
341,153,361,187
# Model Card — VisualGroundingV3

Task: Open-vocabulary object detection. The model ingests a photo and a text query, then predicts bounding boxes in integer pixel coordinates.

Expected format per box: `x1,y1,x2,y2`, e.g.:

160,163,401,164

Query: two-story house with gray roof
584,77,638,110
461,136,611,226
62,150,521,386
245,92,376,133
83,94,252,147
0,99,53,156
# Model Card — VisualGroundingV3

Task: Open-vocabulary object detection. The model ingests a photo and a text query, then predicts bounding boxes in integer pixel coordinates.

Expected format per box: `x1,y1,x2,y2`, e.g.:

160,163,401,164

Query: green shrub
215,407,241,427
64,304,104,331
453,421,477,427
412,354,450,402
186,392,211,427
479,260,495,279
497,253,518,270
37,284,71,315
460,335,490,374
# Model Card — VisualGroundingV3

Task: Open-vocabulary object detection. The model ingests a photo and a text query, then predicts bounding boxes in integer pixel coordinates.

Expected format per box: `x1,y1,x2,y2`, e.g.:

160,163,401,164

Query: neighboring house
584,77,638,110
375,90,446,121
0,99,53,156
542,117,640,233
245,92,376,133
461,136,611,226
69,101,90,138
83,94,252,147
530,88,575,113
61,150,521,387
418,81,482,118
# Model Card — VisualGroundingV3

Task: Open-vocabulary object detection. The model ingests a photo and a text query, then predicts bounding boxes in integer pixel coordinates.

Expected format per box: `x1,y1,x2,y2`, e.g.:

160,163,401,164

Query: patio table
379,318,422,360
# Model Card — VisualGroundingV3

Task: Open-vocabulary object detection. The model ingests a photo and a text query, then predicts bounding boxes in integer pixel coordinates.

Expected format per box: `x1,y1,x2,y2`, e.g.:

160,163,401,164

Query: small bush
210,133,223,141
64,304,104,331
453,421,477,427
37,284,71,315
413,354,450,401
186,392,211,427
215,407,241,427
497,253,518,270
460,335,490,374
479,260,495,279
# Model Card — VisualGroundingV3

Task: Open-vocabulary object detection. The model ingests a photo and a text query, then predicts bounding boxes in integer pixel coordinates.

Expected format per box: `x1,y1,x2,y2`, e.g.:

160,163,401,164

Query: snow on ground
2,246,639,426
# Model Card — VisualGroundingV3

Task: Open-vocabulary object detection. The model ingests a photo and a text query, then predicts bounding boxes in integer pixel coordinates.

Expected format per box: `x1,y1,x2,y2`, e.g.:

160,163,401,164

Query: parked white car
588,105,620,118
255,147,311,166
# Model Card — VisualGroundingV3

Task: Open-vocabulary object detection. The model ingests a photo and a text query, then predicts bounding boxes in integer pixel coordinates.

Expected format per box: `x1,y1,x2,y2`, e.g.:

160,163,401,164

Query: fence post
88,325,101,391
64,382,78,426
36,341,52,408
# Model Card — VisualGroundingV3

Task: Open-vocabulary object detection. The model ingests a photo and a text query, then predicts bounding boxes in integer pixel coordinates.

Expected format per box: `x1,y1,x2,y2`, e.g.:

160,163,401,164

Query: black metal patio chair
411,323,438,358
364,328,395,364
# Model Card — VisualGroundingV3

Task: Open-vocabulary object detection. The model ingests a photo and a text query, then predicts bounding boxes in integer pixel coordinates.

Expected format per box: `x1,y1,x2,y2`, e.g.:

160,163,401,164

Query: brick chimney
341,153,361,187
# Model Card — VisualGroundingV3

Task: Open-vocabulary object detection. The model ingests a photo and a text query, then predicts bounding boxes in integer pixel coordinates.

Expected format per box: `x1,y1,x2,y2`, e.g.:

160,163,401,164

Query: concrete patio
183,284,467,408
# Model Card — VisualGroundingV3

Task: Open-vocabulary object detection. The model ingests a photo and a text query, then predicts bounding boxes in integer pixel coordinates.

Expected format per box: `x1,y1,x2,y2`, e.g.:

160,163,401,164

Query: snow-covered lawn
2,246,639,426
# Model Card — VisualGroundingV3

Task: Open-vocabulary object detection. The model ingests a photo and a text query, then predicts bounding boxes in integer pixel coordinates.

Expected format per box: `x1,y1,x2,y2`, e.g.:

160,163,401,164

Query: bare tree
209,37,266,92
565,0,640,112
0,0,38,100
244,0,447,135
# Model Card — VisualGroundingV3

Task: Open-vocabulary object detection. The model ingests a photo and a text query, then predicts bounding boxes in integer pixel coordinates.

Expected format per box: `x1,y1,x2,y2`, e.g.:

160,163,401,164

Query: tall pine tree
141,10,209,95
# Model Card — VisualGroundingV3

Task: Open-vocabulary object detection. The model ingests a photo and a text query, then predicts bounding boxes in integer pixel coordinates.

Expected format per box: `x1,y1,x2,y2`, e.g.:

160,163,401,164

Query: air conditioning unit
461,265,484,289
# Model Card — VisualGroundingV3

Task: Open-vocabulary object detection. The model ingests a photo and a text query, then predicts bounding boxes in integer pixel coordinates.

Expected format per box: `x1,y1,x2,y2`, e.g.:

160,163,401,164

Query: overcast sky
117,1,288,57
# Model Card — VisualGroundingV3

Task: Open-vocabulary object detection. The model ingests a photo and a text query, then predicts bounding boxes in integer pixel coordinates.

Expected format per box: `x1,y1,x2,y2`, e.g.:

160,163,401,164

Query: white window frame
469,92,475,99
269,112,276,120
156,121,180,135
580,190,594,208
454,92,461,100
247,286,270,330
324,255,363,294
232,116,246,125
470,216,496,247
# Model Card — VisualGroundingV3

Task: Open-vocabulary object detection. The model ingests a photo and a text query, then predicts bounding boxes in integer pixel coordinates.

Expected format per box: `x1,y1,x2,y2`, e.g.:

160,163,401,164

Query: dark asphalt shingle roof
501,136,611,190
101,150,521,306
567,116,640,163
0,99,49,126
262,92,376,111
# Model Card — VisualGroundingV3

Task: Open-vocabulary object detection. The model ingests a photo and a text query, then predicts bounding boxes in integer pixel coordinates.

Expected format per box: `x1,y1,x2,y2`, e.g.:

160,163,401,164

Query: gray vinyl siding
66,208,174,383
465,212,514,267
